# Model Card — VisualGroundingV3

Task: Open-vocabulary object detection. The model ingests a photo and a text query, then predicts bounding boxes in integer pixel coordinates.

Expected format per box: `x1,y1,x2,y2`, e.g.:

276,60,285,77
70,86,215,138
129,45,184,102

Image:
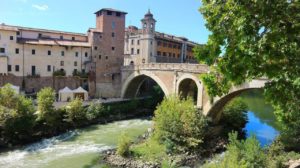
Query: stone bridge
121,63,268,121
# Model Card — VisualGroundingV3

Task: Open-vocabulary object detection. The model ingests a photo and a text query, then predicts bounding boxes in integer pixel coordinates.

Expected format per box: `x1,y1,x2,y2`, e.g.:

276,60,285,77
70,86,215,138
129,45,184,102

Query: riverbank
0,98,157,149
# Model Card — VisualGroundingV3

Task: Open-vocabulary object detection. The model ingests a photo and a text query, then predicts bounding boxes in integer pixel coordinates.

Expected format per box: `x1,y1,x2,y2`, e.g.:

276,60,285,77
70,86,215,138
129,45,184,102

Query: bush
153,96,208,152
220,98,248,134
0,84,36,144
204,132,267,168
36,88,61,129
53,69,66,77
116,133,131,157
85,103,105,121
65,98,85,126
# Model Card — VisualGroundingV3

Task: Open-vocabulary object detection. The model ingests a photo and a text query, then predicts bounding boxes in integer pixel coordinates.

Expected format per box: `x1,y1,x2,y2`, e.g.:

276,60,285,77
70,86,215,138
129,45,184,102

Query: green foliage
153,96,208,152
85,103,105,121
0,84,35,143
53,69,66,77
36,88,61,128
198,0,300,148
131,137,167,162
65,98,85,126
221,98,248,131
204,132,266,168
116,133,132,157
72,70,88,78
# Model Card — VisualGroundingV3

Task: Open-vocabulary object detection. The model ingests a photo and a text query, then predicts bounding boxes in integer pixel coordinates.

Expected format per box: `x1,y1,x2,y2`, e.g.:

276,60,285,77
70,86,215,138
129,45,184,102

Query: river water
0,119,152,168
0,90,279,167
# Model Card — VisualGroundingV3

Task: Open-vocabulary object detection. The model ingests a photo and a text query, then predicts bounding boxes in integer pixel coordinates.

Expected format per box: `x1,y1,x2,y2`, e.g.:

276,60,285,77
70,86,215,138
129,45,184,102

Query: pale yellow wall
0,29,91,77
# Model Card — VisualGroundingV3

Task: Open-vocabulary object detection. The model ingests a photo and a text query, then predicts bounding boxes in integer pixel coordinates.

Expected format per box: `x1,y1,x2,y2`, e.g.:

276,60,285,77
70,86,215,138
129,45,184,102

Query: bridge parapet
121,63,209,73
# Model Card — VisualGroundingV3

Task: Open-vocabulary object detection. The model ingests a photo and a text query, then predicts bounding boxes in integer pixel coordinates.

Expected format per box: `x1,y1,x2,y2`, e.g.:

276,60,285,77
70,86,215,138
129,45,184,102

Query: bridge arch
121,70,170,98
204,79,267,122
176,74,203,107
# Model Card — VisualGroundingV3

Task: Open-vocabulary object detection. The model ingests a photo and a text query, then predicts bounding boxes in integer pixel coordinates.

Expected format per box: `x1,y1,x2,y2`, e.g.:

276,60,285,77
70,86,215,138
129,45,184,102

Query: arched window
143,23,147,28
130,61,134,65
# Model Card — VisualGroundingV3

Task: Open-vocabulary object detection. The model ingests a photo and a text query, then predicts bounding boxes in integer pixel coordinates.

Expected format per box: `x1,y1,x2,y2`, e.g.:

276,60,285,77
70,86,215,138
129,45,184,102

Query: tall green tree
196,0,300,147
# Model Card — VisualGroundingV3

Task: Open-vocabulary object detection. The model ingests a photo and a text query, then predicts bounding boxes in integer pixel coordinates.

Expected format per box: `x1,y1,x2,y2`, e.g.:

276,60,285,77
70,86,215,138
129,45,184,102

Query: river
0,119,152,168
0,90,279,168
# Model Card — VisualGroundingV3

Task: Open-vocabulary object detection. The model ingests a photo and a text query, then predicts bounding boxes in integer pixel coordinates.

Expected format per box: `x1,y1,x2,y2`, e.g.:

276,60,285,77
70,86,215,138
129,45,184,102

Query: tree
65,98,85,126
36,87,61,131
0,85,35,144
196,0,300,147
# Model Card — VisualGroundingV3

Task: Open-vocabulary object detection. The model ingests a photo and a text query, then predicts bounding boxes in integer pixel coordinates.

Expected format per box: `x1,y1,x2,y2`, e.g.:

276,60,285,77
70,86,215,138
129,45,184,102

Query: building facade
124,10,198,66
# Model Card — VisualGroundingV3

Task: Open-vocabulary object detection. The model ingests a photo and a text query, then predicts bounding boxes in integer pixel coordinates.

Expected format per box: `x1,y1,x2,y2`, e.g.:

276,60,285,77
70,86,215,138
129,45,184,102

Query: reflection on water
240,89,280,146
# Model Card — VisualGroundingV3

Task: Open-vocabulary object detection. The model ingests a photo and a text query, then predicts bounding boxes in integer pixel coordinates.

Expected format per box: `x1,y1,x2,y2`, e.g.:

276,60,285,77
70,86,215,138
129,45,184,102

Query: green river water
0,90,279,168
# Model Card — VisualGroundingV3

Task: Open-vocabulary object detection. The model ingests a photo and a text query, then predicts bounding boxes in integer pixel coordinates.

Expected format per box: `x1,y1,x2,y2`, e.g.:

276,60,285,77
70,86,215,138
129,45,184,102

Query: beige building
124,10,199,66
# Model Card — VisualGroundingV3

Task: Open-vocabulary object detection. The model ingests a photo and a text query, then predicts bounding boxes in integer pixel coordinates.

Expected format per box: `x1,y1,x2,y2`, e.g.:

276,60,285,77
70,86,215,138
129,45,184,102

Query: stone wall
0,74,85,93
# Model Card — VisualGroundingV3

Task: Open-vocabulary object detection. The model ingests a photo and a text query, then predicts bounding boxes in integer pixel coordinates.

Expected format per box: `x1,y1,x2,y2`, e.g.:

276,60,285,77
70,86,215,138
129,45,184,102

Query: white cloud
32,4,49,11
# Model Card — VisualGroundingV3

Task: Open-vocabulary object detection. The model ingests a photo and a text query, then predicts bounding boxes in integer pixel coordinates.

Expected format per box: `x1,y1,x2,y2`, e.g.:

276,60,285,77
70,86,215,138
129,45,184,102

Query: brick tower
90,8,127,97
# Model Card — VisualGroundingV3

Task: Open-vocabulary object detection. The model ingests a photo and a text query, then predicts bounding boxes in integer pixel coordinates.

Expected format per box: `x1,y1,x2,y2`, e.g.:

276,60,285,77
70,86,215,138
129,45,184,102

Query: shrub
116,133,131,157
53,69,66,77
36,88,61,129
65,98,85,126
0,85,36,144
153,95,208,152
85,103,105,121
204,132,267,168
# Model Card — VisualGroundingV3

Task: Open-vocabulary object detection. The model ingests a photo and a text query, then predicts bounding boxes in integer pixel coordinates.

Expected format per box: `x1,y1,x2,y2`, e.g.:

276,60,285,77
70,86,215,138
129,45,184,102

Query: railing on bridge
121,63,209,73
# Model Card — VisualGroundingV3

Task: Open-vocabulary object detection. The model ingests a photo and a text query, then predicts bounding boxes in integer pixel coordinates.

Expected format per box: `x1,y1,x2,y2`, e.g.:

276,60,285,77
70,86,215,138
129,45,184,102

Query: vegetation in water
196,0,300,149
116,133,132,157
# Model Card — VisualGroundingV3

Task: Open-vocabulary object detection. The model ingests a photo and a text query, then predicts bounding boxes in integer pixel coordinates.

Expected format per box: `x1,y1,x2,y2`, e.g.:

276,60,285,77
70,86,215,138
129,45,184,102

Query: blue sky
1,0,210,44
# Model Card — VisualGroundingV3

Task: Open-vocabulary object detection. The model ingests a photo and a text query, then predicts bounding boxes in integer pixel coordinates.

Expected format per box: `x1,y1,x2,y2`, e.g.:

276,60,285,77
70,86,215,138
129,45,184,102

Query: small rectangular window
112,47,115,51
99,55,101,59
32,49,35,55
8,65,12,72
85,52,88,57
38,33,42,38
60,61,64,66
137,40,140,45
10,36,14,40
0,48,5,53
15,48,19,54
75,52,79,57
72,37,75,41
107,11,112,15
94,46,98,50
16,31,20,36
137,49,140,54
116,12,121,17
131,39,134,45
47,65,51,72
74,61,77,66
61,51,64,56
15,65,19,72
48,50,51,56
112,32,115,37
105,56,108,60
131,48,134,54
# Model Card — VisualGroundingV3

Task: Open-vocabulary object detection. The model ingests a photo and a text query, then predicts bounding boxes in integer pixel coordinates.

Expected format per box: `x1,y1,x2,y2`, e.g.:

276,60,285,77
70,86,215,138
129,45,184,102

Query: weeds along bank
0,84,158,148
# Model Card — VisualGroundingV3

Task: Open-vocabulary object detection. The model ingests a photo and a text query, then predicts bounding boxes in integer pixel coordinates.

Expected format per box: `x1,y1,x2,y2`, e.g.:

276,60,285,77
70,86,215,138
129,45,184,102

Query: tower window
112,47,115,51
112,22,115,29
112,32,115,37
99,55,101,59
143,23,147,28
107,11,112,15
10,36,14,40
15,48,19,54
94,46,98,50
116,12,121,17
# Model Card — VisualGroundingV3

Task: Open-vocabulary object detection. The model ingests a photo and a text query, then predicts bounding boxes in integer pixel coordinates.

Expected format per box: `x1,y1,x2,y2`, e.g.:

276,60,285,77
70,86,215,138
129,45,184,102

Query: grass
130,137,168,162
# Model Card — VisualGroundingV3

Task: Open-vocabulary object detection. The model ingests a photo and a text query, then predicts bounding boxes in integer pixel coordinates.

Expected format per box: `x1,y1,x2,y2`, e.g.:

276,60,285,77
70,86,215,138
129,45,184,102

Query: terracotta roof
0,24,87,36
20,39,91,47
